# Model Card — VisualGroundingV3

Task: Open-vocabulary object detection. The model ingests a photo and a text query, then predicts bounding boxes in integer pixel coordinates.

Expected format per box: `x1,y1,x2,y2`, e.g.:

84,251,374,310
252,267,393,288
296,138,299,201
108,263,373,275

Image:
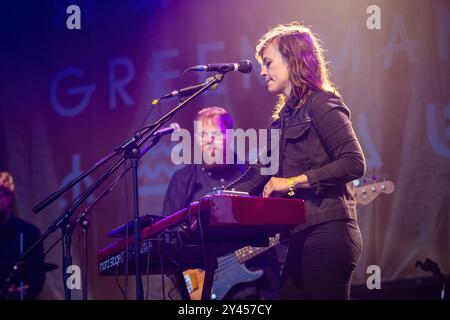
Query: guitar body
183,254,264,300
211,254,264,300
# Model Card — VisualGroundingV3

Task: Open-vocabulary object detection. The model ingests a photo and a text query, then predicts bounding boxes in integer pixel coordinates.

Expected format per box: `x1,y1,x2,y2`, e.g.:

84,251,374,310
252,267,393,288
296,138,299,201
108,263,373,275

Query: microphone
153,123,180,137
190,60,252,74
140,123,180,157
158,77,218,100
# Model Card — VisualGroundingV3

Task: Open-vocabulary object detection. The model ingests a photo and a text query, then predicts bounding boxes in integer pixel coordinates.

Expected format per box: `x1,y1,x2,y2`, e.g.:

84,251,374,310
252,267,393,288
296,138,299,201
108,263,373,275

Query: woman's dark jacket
228,90,366,232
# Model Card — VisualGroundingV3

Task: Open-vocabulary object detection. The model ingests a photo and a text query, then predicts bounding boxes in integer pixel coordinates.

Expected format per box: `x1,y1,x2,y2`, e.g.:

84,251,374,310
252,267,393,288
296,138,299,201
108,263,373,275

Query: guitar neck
234,235,280,264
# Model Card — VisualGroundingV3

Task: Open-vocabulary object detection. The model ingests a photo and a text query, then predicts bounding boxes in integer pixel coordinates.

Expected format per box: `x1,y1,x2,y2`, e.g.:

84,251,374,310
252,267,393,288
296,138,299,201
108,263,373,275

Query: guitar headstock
353,177,395,205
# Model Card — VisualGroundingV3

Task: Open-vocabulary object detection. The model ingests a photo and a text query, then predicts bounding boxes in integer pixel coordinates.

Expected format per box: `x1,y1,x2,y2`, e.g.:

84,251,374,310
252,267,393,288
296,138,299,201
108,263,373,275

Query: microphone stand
80,212,88,301
125,72,224,300
74,165,132,300
0,72,225,300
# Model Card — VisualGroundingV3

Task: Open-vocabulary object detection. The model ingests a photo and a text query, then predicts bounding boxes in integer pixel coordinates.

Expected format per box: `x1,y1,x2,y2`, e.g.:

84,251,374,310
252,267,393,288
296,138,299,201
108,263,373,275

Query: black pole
80,212,89,301
129,148,144,300
33,151,118,214
76,166,131,300
62,219,73,300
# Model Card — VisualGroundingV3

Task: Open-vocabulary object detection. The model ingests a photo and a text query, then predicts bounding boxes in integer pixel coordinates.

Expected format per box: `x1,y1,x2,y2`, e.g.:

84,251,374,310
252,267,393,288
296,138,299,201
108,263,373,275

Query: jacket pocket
283,121,313,165
284,121,312,140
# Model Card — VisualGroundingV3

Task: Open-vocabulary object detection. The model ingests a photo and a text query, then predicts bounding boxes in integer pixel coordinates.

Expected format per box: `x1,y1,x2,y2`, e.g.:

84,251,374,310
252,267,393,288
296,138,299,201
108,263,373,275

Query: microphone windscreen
238,60,252,73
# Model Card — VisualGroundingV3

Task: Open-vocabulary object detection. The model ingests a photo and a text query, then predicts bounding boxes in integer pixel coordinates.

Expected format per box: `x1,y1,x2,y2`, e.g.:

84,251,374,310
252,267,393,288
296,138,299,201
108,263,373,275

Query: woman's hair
255,22,339,120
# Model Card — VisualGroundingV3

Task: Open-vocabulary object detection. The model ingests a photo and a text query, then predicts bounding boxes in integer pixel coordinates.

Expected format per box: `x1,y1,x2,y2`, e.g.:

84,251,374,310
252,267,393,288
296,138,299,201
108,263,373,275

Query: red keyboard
97,195,305,277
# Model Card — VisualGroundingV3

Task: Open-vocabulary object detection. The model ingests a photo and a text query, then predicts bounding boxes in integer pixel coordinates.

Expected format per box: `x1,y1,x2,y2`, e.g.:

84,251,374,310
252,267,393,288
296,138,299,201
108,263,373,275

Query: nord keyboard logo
99,252,124,272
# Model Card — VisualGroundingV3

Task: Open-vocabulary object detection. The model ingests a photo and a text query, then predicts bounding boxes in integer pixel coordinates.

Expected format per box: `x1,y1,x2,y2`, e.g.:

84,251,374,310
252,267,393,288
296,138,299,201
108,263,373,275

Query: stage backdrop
1,0,449,299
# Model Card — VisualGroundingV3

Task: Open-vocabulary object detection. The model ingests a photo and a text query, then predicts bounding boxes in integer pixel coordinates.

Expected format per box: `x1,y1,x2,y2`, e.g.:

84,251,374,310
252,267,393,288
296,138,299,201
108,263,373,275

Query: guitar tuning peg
379,174,388,191
370,176,377,192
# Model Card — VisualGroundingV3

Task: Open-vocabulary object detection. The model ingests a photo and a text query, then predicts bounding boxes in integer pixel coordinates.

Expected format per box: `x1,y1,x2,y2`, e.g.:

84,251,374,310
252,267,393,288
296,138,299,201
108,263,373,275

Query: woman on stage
228,22,366,299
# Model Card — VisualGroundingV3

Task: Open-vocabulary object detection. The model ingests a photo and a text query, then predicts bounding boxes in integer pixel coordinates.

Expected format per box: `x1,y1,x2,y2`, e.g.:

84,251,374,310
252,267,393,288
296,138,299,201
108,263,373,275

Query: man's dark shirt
162,164,244,216
0,216,45,299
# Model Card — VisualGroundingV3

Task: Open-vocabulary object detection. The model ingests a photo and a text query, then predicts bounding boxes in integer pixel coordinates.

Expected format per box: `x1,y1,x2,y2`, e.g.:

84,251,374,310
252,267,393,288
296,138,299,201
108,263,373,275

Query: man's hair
0,171,15,195
195,106,234,129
